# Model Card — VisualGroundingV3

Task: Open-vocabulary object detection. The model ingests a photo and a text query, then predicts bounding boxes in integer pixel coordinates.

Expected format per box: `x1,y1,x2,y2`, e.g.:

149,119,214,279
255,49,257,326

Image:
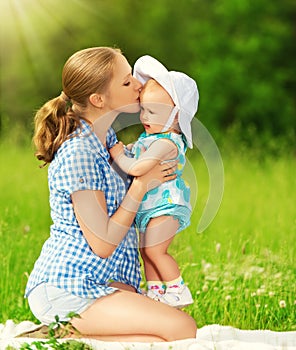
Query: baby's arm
110,139,178,177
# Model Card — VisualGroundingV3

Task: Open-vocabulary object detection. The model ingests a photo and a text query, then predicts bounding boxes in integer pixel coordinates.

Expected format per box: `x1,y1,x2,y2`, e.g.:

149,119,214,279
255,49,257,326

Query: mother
25,47,197,342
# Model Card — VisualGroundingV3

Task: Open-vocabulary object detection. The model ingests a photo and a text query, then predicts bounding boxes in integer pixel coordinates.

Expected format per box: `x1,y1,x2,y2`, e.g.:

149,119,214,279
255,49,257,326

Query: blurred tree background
0,0,295,150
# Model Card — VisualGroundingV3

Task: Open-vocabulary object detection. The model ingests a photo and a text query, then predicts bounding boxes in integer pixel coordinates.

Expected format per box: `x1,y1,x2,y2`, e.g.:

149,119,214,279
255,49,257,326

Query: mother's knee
165,312,197,341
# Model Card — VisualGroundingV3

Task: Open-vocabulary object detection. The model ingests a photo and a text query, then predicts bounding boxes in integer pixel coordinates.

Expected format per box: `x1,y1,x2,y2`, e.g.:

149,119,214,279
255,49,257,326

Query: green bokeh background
0,0,295,148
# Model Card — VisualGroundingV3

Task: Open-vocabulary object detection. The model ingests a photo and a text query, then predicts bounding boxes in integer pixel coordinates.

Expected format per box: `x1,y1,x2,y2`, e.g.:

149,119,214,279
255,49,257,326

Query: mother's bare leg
71,290,196,342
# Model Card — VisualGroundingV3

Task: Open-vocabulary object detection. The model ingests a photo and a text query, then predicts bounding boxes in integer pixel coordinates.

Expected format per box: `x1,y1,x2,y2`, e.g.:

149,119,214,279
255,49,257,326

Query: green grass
0,142,295,331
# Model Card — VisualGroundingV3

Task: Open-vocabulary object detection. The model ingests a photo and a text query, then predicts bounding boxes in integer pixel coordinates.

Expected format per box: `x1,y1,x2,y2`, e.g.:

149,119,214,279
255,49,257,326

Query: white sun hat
133,55,199,148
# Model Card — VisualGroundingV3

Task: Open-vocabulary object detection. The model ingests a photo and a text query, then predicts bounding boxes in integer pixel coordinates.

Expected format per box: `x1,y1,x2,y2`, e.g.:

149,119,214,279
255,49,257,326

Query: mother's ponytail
33,46,121,166
33,93,82,166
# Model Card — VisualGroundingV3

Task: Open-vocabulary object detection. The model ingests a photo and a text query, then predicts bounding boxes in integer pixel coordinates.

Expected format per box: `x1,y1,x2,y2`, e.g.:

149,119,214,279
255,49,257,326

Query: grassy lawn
0,142,295,331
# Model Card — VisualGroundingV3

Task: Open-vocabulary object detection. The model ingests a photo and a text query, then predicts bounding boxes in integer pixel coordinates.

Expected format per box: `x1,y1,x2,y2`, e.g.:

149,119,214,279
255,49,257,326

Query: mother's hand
134,160,177,193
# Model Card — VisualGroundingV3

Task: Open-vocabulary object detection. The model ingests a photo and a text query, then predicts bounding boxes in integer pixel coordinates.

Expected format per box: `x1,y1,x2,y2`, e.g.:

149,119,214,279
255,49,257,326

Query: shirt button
79,178,84,183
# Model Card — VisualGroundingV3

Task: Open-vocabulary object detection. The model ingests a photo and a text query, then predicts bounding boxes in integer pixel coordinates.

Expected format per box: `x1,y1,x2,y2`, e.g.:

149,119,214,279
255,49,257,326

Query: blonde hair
33,47,121,166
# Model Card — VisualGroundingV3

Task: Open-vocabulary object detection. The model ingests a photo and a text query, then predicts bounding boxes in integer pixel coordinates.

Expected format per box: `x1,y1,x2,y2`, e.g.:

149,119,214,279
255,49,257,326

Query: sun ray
8,0,59,85
0,0,86,113
0,0,108,136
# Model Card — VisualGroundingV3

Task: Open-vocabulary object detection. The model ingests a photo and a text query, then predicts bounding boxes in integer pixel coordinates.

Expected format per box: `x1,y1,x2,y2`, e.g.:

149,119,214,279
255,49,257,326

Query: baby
110,55,199,308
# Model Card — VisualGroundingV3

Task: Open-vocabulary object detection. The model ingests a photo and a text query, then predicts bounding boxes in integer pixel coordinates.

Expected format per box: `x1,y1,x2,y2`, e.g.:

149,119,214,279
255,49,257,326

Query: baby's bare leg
141,216,180,282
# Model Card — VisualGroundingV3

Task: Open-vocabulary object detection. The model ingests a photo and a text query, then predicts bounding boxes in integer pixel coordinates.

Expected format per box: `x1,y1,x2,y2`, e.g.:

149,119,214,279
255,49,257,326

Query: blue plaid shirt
25,120,141,299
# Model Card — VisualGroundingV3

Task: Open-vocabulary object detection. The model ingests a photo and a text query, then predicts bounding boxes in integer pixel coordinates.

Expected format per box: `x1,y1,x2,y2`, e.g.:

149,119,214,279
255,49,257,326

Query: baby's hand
109,141,124,160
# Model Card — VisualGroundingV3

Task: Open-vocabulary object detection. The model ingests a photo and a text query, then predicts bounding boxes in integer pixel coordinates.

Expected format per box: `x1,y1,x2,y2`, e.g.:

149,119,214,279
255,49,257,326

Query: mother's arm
72,161,176,258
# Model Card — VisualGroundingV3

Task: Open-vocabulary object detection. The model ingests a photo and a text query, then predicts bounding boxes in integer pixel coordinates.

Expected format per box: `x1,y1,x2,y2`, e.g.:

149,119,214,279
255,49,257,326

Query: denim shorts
27,283,96,325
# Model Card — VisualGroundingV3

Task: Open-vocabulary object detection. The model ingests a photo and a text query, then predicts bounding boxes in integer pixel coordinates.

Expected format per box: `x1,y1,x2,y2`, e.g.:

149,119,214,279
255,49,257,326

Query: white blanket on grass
1,320,296,350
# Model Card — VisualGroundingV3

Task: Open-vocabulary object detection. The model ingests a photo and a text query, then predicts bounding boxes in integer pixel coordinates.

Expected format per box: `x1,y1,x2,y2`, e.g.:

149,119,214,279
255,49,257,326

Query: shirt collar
79,119,110,160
